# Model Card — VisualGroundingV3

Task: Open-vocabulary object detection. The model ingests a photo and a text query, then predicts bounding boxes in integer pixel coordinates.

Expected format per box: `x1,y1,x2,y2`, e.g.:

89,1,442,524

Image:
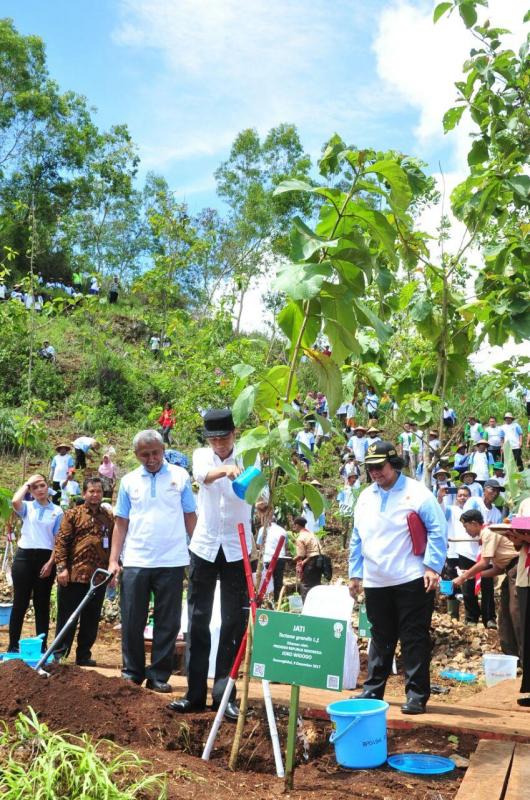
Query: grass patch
0,707,167,799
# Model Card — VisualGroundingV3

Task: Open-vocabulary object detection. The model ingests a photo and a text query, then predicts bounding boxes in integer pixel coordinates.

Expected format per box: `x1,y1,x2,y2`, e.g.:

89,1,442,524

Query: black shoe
146,679,172,693
351,690,382,700
167,698,206,713
401,698,426,715
212,700,239,721
76,658,97,667
517,696,530,707
121,673,143,686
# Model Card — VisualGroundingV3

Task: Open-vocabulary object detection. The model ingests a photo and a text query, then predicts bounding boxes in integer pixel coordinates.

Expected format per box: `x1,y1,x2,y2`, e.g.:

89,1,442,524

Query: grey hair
133,429,164,451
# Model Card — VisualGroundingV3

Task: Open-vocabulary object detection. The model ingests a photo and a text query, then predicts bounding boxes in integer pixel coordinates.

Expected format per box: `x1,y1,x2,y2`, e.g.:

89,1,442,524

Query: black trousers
265,558,287,604
300,556,321,601
8,548,55,651
512,448,524,471
51,481,62,502
458,555,496,623
53,581,106,662
160,426,172,445
488,446,501,461
518,586,530,693
74,449,86,469
120,566,184,683
363,577,435,705
185,549,248,707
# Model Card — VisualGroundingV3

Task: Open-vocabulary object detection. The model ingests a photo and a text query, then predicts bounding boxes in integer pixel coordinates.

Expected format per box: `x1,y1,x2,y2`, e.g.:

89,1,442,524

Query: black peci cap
202,408,235,438
365,440,399,465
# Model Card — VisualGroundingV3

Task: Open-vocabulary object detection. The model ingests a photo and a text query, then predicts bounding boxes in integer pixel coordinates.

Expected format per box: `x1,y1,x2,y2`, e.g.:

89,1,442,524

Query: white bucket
482,653,518,687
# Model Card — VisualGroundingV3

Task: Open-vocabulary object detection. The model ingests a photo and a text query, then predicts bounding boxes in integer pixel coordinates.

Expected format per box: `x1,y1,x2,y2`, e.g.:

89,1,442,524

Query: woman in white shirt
8,474,63,652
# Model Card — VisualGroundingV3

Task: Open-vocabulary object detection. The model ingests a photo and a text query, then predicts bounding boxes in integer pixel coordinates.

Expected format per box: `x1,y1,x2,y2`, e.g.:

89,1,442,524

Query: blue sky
2,0,463,211
4,0,525,217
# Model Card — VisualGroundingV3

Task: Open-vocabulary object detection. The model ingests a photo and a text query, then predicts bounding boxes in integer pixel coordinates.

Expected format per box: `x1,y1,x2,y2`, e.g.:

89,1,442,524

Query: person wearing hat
454,510,520,650
427,430,441,454
109,430,197,692
367,426,382,443
348,441,447,715
460,470,483,497
468,440,494,484
48,444,75,503
433,468,457,510
170,409,252,720
492,462,506,486
484,416,503,462
347,426,369,475
453,443,470,476
501,413,523,470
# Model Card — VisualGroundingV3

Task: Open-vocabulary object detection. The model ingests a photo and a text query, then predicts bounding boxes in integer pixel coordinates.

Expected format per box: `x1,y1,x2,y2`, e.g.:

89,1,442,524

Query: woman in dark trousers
8,475,63,651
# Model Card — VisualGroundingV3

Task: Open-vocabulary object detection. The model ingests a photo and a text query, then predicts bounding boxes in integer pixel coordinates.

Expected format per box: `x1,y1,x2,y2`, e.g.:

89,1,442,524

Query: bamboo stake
284,684,300,791
228,616,253,770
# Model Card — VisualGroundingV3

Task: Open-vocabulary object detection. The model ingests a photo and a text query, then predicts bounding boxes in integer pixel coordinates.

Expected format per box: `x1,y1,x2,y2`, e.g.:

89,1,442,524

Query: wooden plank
504,743,530,800
454,740,514,800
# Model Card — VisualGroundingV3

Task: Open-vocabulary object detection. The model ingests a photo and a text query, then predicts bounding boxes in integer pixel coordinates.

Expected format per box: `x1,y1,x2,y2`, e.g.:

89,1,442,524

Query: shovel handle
90,568,112,590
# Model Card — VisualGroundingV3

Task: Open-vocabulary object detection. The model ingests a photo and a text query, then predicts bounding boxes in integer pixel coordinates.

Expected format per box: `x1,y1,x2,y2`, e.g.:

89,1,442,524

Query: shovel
35,568,112,675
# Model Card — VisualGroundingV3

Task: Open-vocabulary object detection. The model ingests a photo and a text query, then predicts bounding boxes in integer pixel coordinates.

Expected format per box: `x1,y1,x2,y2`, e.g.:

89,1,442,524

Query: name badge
103,537,109,549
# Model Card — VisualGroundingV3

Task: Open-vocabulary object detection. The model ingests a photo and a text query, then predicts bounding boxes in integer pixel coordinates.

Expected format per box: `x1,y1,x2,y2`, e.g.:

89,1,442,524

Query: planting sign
251,610,346,691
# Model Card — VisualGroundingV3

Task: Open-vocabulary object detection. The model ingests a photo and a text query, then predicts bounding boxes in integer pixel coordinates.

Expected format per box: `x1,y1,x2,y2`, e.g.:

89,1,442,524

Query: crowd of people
5,385,530,718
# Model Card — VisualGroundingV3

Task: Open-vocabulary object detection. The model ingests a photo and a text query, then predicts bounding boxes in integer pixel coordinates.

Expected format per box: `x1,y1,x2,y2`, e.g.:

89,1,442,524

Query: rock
451,754,470,768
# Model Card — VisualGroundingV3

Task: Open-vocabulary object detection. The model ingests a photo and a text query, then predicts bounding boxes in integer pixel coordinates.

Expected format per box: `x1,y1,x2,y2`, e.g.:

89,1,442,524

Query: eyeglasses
366,462,386,472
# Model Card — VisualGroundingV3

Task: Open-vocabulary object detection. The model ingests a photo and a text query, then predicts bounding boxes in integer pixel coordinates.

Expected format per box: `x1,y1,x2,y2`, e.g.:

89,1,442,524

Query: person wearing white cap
501,413,523,470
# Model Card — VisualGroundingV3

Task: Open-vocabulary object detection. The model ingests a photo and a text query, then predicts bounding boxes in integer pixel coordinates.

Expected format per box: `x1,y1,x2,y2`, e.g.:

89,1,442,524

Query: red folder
407,511,427,556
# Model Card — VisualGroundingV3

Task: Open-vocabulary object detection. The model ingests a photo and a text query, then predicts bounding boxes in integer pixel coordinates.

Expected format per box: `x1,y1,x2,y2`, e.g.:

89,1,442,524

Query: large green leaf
232,363,255,380
277,299,321,360
282,482,304,505
365,160,412,211
244,471,269,505
274,261,332,300
290,216,338,261
433,1,453,22
302,482,324,518
255,365,298,415
352,298,393,343
232,384,256,426
459,2,478,28
273,455,299,481
443,105,466,132
343,203,397,261
273,179,343,206
507,176,530,202
235,426,270,455
305,348,343,415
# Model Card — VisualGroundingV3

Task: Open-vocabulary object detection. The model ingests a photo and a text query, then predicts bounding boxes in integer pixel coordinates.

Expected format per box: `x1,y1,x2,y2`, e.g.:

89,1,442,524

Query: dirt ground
0,659,474,800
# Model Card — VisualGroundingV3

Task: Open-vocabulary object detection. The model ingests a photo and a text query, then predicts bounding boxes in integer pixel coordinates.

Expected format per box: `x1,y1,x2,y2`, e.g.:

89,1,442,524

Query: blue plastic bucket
19,634,45,659
440,580,454,596
327,698,389,768
232,466,261,500
0,603,13,626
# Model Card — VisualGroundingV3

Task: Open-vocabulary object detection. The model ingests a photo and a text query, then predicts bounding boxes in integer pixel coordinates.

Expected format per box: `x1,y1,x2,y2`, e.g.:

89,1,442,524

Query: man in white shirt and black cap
170,408,251,720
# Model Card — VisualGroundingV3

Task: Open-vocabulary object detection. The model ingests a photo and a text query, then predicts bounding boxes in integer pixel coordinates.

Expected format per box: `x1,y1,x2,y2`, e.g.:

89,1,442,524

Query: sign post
251,609,346,789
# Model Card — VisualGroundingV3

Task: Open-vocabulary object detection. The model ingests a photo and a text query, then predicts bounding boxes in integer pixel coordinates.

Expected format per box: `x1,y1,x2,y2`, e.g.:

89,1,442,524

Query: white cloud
113,1,379,166
373,0,527,168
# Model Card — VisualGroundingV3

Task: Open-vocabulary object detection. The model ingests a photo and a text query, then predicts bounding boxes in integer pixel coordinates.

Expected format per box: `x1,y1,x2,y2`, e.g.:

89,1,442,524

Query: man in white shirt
347,426,368,469
295,424,315,463
256,503,288,604
71,435,100,470
109,430,196,692
170,409,251,720
48,444,75,502
484,416,503,461
501,412,523,470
